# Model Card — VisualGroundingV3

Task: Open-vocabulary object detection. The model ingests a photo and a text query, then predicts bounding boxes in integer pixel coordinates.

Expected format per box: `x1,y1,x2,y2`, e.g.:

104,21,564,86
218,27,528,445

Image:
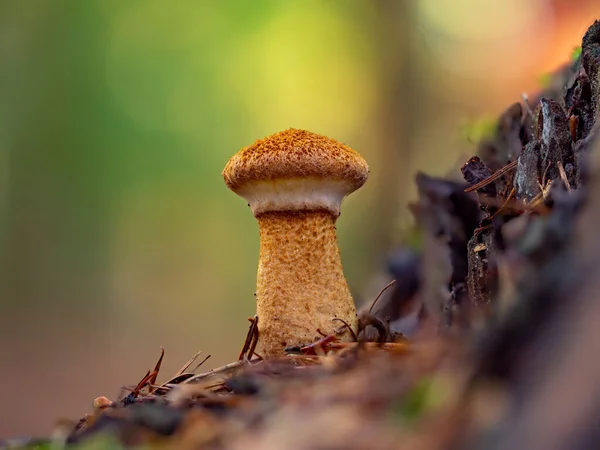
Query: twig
238,316,259,360
316,328,328,338
148,347,165,393
521,92,534,119
191,354,212,373
473,224,493,237
557,160,572,191
246,318,259,361
298,334,339,355
489,187,516,219
184,359,259,384
464,160,518,193
326,342,411,353
477,195,549,216
368,280,397,314
284,354,323,360
332,317,358,341
541,160,552,187
175,351,203,377
128,370,154,398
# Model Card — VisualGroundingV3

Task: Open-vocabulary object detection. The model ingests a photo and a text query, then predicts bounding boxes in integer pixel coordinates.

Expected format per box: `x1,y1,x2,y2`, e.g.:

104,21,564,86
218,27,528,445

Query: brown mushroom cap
222,128,369,216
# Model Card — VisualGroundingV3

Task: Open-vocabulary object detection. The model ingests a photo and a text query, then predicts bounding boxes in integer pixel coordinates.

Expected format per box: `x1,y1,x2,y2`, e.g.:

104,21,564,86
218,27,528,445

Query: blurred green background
0,0,597,437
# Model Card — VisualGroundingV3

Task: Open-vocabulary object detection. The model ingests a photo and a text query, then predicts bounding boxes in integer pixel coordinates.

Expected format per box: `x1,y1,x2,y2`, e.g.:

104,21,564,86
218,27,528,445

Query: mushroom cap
222,128,369,216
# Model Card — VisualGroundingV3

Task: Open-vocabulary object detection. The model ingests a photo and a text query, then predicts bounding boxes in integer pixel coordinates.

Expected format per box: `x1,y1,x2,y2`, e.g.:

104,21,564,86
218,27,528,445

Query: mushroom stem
256,210,357,356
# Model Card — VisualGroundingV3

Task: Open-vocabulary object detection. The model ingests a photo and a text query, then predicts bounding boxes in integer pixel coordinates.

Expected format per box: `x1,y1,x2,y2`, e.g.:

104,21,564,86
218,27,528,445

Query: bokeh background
0,0,598,438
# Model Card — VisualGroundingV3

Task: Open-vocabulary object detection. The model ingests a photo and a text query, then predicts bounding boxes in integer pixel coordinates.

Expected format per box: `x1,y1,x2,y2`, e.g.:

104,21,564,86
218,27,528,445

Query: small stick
148,383,172,392
245,317,259,361
521,93,534,119
473,224,493,237
175,351,203,377
556,160,572,191
464,160,518,193
284,354,323,360
238,316,259,360
489,187,516,219
541,160,552,187
316,328,328,338
130,370,154,397
148,347,165,392
478,193,549,215
184,360,251,384
191,354,212,373
299,334,339,355
326,341,410,352
526,189,552,213
368,280,397,314
534,179,553,203
156,372,196,389
332,317,358,342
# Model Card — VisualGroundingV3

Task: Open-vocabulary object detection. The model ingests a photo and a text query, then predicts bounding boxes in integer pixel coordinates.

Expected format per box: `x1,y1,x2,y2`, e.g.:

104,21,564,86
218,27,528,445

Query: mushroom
222,128,369,356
